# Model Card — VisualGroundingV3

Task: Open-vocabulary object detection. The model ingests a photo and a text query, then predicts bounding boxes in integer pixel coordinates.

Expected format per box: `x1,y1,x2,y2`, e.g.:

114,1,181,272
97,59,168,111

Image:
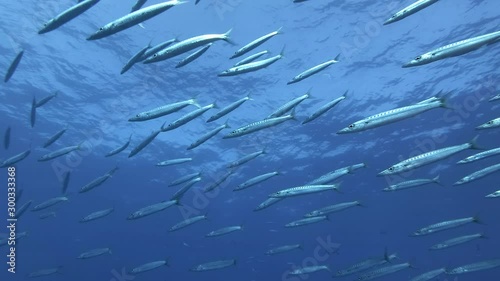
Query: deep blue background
0,0,499,280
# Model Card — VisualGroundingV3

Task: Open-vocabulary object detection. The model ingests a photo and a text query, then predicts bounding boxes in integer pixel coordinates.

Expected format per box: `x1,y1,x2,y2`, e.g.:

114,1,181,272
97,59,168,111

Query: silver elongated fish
169,214,207,231
0,231,28,246
490,94,500,102
379,137,480,176
384,175,440,191
458,147,500,163
80,208,114,222
223,109,296,139
304,201,362,217
267,91,311,119
4,50,24,83
289,265,330,275
219,47,284,76
77,248,112,259
105,134,132,157
403,30,500,67
35,91,58,108
128,129,161,158
430,233,485,250
285,216,328,227
265,244,302,255
287,54,340,85
79,167,118,193
204,170,233,192
87,1,185,40
188,122,230,150
144,29,233,63
30,97,37,128
131,0,147,13
412,216,481,236
121,43,151,74
157,158,192,166
269,184,340,198
28,267,62,278
170,172,201,186
338,96,447,134
446,259,500,275
140,38,178,61
1,149,31,168
161,103,216,132
4,126,10,149
31,196,68,211
302,91,347,124
130,259,169,274
190,259,236,271
127,200,177,220
227,148,266,168
15,200,33,219
207,95,251,122
170,177,201,201
486,190,500,198
129,98,199,122
254,197,283,211
454,163,500,185
62,172,70,194
39,0,100,34
384,0,440,25
176,43,212,68
234,50,269,67
205,225,243,237
230,27,282,59
357,262,412,281
43,128,67,148
307,163,366,185
335,251,398,277
410,267,446,281
38,143,83,161
476,117,500,130
39,212,56,219
234,171,279,191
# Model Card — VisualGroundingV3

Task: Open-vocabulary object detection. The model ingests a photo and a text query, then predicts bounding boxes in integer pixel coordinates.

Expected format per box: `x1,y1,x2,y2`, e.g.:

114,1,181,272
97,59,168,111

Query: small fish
39,0,100,34
403,30,500,67
1,149,31,167
15,200,33,219
169,172,202,187
384,175,441,191
127,200,177,220
458,147,500,163
190,259,236,271
223,108,296,139
80,208,114,222
430,233,486,250
30,97,37,128
254,197,283,212
307,163,365,185
130,259,169,274
157,158,192,166
476,117,500,130
357,262,412,281
204,170,234,192
31,197,69,212
79,166,118,193
446,259,500,275
486,190,500,198
265,244,302,255
285,216,329,227
176,43,213,68
489,94,500,102
105,134,132,157
287,54,340,85
87,1,185,40
302,91,347,124
384,0,440,25
267,91,311,119
35,91,58,107
269,184,340,198
412,216,481,236
288,265,330,275
335,250,398,277
77,248,112,259
234,50,269,67
304,201,362,217
454,163,500,185
39,212,56,219
3,126,11,149
227,148,266,168
121,43,151,74
234,171,280,191
205,225,243,237
4,50,24,83
38,143,83,162
409,267,446,281
43,128,67,148
188,122,230,150
140,38,178,61
170,177,201,201
169,215,207,232
129,99,200,122
128,129,161,158
28,267,62,278
230,27,282,59
219,46,285,76
207,95,251,122
161,103,216,132
130,0,148,13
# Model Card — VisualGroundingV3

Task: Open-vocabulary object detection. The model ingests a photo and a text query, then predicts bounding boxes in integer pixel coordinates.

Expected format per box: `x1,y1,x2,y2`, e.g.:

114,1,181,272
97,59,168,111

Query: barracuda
176,43,212,68
476,117,500,130
233,50,269,67
161,103,216,132
79,167,119,193
230,27,282,59
105,135,132,157
43,128,67,148
129,99,200,122
429,233,485,250
384,0,440,25
384,175,440,191
267,91,311,119
127,200,177,220
0,149,31,167
454,163,500,185
302,91,347,124
410,268,446,281
80,208,114,222
39,0,100,34
357,262,412,281
412,216,481,236
234,171,279,191
458,147,500,163
287,54,340,85
207,95,252,123
269,184,340,198
187,122,230,150
446,259,500,275
219,47,284,76
38,143,83,161
223,108,296,139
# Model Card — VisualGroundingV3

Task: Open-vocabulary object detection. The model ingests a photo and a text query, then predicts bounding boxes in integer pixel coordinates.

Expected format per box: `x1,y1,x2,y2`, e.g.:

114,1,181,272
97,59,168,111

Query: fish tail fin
165,257,170,267
473,214,485,225
305,87,313,98
246,92,253,100
469,135,484,150
383,247,390,262
356,200,364,207
438,94,454,109
77,141,86,150
279,45,286,58
261,146,268,154
480,233,488,239
333,183,342,193
289,107,297,121
224,120,231,129
223,28,236,45
334,53,341,62
342,90,348,98
108,249,112,255
276,26,284,34
190,97,202,108
433,174,443,186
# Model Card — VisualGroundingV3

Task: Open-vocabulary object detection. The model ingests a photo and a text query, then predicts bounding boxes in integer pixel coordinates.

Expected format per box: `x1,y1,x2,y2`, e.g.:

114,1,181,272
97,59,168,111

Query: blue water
1,0,499,280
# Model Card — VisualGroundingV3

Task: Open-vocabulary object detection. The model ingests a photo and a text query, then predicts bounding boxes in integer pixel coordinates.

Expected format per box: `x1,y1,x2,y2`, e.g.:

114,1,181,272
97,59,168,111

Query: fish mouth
336,129,349,134
286,80,296,85
401,62,412,68
377,171,389,177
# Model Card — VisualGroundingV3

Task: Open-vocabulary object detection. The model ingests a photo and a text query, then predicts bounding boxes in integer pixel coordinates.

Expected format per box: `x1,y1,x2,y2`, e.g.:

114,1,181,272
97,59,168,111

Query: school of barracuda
1,0,499,280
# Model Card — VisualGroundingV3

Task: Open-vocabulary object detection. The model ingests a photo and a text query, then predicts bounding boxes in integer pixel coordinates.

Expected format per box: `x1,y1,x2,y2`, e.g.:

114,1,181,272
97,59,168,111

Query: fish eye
153,54,157,57
415,56,421,60
349,124,355,128
389,167,394,171
487,121,493,124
